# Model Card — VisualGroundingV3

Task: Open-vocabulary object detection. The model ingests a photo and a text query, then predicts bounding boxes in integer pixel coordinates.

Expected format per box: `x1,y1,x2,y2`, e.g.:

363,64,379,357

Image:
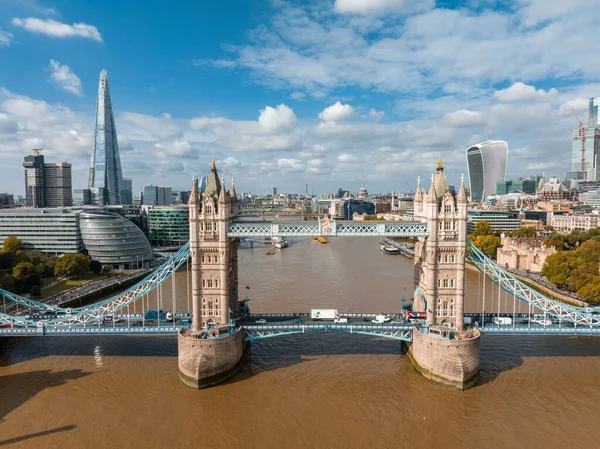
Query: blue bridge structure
1,160,599,390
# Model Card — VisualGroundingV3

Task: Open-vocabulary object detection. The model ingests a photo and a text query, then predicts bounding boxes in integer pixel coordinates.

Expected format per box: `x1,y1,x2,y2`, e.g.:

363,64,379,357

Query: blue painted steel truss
227,220,429,238
241,323,414,341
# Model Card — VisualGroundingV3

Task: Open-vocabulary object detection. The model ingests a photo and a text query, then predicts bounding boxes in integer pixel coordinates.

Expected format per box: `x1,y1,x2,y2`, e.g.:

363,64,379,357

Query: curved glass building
466,140,508,203
80,211,152,268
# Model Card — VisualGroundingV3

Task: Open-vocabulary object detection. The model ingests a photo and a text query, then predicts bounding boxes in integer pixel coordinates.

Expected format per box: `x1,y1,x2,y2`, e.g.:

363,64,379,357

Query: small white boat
380,245,401,255
271,236,288,249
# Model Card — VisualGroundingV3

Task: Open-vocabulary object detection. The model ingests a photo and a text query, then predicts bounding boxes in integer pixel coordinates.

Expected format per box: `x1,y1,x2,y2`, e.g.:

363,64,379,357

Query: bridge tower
178,159,245,389
408,158,480,390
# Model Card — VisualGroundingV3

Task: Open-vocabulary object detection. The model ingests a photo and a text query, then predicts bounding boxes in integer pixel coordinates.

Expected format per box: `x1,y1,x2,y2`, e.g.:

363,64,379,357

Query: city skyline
1,1,600,195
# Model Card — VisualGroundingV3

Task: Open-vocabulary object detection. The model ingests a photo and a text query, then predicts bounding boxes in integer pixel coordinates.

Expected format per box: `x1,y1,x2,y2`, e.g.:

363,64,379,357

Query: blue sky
0,0,599,196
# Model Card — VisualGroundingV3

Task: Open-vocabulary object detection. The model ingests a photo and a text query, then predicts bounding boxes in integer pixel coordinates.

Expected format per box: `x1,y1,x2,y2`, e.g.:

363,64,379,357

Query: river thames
1,237,599,448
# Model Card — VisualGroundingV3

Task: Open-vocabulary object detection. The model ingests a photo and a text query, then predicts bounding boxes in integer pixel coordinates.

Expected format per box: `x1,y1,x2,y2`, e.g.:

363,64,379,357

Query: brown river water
1,237,600,448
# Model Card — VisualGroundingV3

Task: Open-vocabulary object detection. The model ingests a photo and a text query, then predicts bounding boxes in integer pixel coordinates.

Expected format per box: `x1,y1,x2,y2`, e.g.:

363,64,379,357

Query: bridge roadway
1,313,600,337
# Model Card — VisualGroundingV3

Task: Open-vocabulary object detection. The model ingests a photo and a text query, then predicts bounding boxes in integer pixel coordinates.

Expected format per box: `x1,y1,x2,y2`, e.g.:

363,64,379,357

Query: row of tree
0,236,102,295
469,222,600,304
541,231,600,304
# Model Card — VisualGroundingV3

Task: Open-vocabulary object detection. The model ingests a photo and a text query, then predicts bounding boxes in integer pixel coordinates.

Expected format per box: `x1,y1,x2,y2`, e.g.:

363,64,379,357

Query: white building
550,213,600,234
465,140,508,203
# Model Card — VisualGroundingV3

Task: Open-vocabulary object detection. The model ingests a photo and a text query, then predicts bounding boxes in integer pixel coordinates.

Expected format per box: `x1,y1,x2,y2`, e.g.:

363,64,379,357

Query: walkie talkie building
465,140,508,203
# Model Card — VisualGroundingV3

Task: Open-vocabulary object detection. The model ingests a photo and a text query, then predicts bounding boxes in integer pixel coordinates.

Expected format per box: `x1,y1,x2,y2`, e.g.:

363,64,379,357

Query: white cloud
334,0,433,15
337,153,357,163
442,109,484,127
47,60,82,96
0,28,14,46
493,82,557,102
258,104,296,131
11,17,102,42
558,98,589,117
369,108,384,120
319,101,354,121
277,158,303,171
191,59,237,68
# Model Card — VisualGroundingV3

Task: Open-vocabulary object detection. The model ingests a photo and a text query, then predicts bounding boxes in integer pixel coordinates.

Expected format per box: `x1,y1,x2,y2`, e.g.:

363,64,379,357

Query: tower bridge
2,158,600,390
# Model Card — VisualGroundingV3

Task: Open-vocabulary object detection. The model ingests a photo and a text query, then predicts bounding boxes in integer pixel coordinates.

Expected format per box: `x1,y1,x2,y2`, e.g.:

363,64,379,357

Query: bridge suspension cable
466,241,599,326
0,243,190,327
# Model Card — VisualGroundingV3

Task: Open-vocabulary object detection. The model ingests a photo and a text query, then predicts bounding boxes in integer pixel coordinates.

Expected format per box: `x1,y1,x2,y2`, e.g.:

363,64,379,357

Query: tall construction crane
405,182,413,196
572,108,586,171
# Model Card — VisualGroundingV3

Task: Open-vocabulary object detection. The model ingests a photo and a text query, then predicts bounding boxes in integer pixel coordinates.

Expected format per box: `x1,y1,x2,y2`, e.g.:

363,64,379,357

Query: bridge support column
178,328,247,389
404,327,480,390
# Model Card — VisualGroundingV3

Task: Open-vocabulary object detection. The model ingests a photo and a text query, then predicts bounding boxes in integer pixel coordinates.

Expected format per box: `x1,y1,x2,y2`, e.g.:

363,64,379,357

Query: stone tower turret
413,159,468,329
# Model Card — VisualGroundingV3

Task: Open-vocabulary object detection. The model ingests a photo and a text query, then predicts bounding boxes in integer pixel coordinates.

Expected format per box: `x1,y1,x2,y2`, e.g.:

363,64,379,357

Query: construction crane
405,182,413,196
572,108,586,172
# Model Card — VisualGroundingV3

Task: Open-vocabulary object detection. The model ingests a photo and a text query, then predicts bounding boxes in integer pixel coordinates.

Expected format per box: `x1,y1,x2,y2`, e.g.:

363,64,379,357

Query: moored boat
272,236,288,249
380,245,401,255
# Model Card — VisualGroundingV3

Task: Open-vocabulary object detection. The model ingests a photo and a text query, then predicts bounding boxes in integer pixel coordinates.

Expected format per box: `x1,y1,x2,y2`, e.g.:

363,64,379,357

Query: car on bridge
255,319,267,324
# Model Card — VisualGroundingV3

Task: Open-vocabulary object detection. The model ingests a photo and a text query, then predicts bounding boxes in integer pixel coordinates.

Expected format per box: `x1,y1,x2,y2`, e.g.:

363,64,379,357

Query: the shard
88,69,124,205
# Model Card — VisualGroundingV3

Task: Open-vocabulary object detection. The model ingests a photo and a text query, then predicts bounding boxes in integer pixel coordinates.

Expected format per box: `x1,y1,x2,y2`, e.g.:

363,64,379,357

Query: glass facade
571,128,599,181
467,211,520,234
0,209,84,255
147,207,189,246
88,70,124,205
466,141,508,203
80,211,152,268
496,179,536,195
142,185,172,206
22,150,45,208
44,163,72,207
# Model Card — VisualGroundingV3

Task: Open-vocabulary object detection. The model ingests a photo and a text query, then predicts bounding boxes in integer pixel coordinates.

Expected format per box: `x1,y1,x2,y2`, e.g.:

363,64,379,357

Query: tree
90,260,102,274
566,262,598,292
577,277,600,304
29,285,41,297
543,238,564,251
0,274,16,289
54,254,91,279
472,235,502,259
471,221,494,237
102,265,112,275
1,235,22,254
515,226,537,238
541,252,581,289
576,240,600,264
12,261,40,286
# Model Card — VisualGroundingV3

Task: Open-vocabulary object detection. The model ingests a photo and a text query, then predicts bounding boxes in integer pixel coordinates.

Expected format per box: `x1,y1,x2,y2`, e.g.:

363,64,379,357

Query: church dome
358,183,368,199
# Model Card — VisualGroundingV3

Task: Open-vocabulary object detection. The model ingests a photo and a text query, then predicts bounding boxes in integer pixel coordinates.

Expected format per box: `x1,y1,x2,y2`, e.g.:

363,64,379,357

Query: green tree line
0,236,101,295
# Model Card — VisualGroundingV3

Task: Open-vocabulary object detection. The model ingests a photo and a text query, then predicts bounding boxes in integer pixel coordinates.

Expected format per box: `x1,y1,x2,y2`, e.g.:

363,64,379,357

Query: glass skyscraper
88,69,124,205
465,140,508,203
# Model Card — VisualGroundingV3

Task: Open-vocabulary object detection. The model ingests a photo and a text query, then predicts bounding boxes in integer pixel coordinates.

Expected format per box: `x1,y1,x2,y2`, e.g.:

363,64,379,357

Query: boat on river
380,245,401,255
272,236,288,249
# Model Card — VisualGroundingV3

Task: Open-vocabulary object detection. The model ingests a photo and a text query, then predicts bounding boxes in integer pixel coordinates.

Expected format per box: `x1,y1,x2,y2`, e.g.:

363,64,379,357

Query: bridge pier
178,327,247,389
403,327,480,390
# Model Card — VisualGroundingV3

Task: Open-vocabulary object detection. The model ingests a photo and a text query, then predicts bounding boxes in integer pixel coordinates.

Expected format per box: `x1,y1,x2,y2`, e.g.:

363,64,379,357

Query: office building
44,163,72,207
467,210,520,234
272,187,277,196
569,97,600,182
142,185,172,206
73,189,92,206
88,69,124,205
23,150,73,208
22,149,46,207
496,178,536,195
0,193,14,207
0,208,84,255
465,140,508,203
121,178,133,205
590,97,600,129
551,213,600,234
147,206,189,246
